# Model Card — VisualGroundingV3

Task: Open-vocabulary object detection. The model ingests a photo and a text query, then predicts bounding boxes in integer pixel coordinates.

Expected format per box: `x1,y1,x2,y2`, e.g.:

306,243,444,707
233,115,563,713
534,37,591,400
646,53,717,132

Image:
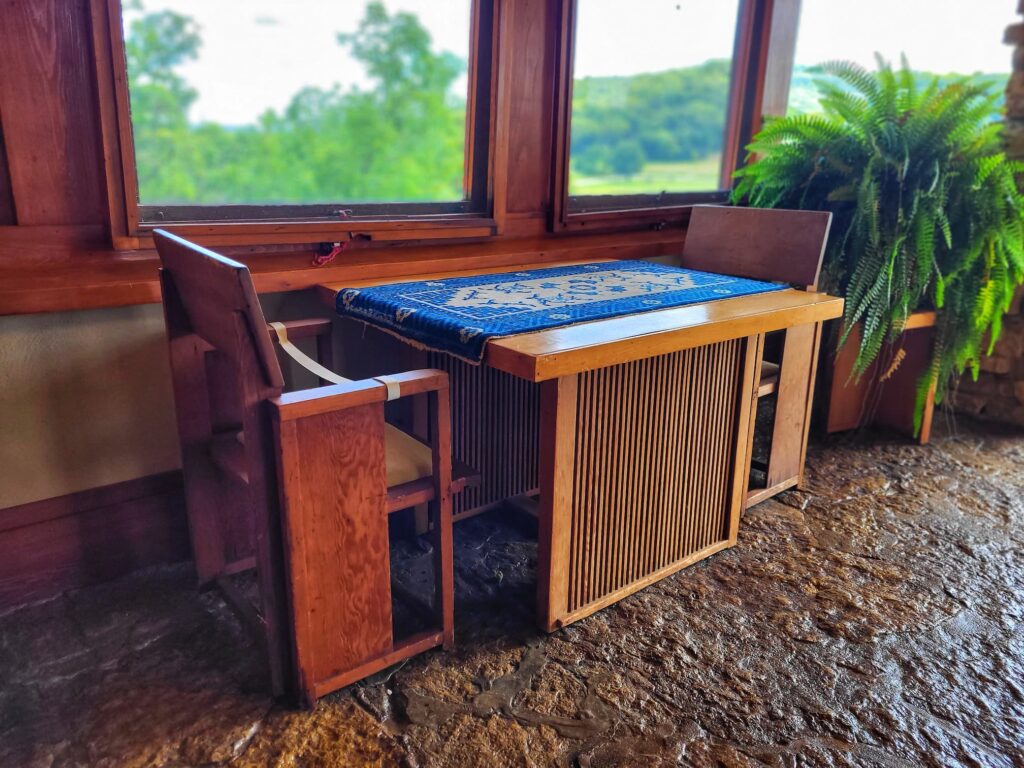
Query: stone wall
953,2,1024,427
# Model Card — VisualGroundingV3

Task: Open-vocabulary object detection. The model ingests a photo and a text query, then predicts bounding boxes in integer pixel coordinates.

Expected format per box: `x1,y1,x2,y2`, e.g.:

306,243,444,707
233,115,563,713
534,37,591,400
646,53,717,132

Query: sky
128,0,1016,126
792,0,1013,74
126,0,473,124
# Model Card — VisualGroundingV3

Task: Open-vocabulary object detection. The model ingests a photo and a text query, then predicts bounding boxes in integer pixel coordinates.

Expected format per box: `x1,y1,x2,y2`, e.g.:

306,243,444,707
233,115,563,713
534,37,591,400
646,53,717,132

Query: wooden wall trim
0,116,15,225
0,0,105,225
0,225,687,316
761,0,802,118
492,0,559,235
0,470,182,532
0,471,189,611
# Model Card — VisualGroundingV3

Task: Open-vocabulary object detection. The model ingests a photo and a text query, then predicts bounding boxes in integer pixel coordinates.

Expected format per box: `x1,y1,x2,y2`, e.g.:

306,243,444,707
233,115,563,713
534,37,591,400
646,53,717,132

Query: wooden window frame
89,0,499,249
550,0,776,232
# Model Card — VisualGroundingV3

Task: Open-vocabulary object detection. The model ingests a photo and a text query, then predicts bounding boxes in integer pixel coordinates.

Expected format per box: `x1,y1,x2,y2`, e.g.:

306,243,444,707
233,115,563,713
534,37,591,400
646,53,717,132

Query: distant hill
569,62,1010,181
571,60,733,176
786,64,1007,117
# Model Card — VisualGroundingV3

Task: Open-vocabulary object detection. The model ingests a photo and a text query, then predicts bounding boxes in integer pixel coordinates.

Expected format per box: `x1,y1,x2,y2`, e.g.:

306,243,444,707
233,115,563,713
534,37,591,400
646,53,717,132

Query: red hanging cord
313,240,348,266
312,209,354,266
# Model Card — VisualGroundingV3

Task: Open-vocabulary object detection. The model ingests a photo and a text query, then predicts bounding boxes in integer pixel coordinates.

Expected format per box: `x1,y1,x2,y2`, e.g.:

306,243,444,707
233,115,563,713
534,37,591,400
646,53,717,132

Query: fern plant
732,58,1024,434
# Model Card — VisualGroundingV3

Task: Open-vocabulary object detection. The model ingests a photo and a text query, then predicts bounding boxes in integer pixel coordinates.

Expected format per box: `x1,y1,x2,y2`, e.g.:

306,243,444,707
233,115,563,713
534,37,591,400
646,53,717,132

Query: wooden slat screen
428,353,540,519
566,340,743,614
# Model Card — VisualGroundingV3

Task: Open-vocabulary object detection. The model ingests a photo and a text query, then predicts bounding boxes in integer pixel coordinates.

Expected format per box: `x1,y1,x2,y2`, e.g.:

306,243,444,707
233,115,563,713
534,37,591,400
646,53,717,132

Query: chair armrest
265,317,332,342
271,369,448,422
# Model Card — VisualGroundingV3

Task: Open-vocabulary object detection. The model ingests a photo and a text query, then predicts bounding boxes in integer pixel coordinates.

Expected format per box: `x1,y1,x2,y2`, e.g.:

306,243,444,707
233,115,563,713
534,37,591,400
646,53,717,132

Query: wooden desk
320,267,843,630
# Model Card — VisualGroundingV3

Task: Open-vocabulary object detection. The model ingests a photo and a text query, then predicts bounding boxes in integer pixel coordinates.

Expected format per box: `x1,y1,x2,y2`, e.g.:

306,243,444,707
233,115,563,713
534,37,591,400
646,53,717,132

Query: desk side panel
546,338,751,628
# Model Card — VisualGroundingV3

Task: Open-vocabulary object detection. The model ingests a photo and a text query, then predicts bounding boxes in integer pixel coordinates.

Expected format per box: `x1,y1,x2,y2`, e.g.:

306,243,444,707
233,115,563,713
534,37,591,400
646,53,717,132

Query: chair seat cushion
384,424,433,487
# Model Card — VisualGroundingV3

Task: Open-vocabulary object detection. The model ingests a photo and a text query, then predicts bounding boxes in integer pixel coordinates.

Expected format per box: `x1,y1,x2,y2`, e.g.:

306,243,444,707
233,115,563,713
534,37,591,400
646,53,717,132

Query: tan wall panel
0,291,396,510
0,305,180,508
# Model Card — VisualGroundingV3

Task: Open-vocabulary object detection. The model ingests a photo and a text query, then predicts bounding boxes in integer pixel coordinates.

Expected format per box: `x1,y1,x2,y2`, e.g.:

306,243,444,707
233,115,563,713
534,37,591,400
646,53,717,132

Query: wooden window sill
115,217,498,250
0,225,688,316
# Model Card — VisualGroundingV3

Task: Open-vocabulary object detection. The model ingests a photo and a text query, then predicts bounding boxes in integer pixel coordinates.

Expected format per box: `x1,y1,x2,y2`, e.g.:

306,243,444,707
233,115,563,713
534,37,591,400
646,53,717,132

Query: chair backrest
154,229,284,390
155,230,294,695
681,205,832,290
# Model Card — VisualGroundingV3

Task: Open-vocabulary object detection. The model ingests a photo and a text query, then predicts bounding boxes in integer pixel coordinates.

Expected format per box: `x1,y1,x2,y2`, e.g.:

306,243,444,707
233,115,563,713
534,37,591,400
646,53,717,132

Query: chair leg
413,503,431,536
742,333,765,512
315,329,335,382
429,386,455,650
765,324,818,491
430,494,455,650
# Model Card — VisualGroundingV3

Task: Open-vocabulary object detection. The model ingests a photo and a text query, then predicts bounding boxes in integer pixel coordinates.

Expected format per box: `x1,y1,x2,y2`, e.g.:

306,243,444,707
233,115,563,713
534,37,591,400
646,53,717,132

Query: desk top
319,262,844,382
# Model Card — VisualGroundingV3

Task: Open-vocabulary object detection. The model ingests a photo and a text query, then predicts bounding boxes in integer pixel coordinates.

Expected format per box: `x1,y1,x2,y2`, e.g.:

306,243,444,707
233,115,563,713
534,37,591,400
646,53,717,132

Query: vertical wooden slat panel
429,354,540,520
562,340,747,618
659,352,682,567
587,366,601,608
687,346,708,557
669,350,693,564
633,358,652,582
612,364,626,588
569,373,585,610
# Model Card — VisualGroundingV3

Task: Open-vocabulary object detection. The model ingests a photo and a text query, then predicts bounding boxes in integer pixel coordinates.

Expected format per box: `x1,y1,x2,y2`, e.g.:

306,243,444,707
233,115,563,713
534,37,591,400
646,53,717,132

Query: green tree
569,60,733,178
126,1,467,205
610,141,645,175
123,0,201,200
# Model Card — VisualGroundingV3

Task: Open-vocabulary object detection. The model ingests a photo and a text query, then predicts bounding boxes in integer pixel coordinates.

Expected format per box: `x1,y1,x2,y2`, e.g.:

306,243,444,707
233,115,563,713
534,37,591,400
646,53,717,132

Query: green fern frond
821,60,881,100
732,58,1023,428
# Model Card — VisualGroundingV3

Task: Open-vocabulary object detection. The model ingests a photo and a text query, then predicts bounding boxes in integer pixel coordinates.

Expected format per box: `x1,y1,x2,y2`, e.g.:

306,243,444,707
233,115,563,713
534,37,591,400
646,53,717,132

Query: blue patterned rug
334,260,786,362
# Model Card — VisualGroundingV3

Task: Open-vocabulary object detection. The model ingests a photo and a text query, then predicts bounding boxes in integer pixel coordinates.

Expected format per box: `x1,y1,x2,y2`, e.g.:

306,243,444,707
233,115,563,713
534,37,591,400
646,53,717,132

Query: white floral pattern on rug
411,270,704,319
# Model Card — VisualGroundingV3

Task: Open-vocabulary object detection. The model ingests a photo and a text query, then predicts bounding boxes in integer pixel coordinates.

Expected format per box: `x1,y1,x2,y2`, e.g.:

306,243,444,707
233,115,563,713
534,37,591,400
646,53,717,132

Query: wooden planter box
824,311,937,444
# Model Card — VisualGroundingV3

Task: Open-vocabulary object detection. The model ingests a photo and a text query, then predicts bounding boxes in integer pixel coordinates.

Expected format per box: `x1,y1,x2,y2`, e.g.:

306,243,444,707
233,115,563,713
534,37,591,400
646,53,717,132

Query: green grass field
569,155,723,196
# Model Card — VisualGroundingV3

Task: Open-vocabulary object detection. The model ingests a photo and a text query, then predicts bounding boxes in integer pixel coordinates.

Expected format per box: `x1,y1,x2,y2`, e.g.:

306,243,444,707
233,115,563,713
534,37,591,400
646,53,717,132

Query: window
786,0,1010,117
554,0,769,226
107,0,493,235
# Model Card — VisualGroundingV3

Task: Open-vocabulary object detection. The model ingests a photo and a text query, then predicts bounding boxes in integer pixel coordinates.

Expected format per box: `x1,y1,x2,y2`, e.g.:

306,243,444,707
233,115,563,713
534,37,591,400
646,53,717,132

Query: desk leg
537,375,578,631
537,337,760,632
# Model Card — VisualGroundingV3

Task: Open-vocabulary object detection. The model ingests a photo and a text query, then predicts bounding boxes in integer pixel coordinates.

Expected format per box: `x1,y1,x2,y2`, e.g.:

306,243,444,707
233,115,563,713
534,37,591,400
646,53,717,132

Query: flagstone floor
1,418,1023,767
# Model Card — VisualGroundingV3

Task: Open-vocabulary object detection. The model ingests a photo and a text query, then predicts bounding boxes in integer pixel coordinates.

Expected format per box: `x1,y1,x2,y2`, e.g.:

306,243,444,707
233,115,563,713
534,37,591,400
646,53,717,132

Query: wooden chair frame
679,205,832,508
272,371,454,705
155,230,458,707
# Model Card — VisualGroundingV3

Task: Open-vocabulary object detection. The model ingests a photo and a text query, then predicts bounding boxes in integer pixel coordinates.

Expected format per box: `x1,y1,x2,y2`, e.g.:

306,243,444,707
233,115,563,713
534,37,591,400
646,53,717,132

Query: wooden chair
680,205,832,508
155,229,468,707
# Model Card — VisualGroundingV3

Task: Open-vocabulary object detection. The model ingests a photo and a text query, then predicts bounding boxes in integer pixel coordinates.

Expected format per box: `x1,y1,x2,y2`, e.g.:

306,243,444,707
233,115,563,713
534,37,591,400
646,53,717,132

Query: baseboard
0,471,189,611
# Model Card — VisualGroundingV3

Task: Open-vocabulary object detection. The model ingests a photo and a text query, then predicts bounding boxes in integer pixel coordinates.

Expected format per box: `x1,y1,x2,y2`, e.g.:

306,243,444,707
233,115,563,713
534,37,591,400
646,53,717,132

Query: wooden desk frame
320,268,843,630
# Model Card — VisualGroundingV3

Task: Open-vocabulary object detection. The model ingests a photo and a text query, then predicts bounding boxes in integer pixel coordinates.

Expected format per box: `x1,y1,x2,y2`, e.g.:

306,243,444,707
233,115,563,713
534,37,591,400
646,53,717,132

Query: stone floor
2,418,1023,767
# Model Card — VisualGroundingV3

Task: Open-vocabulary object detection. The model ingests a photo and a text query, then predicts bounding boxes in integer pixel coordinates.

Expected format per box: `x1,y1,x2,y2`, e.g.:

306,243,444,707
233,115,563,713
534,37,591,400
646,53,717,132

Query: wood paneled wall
0,0,105,226
0,124,15,225
0,471,189,610
492,0,560,232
